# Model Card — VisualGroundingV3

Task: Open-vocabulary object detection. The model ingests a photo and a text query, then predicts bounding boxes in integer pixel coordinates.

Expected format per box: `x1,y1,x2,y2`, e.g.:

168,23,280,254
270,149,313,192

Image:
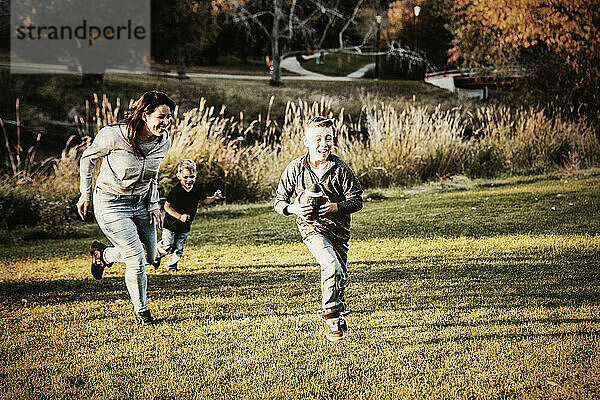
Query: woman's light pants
93,188,156,313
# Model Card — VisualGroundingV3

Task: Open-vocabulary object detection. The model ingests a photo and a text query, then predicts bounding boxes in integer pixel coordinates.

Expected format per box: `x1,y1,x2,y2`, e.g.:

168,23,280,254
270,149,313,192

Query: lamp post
375,14,382,79
413,5,421,52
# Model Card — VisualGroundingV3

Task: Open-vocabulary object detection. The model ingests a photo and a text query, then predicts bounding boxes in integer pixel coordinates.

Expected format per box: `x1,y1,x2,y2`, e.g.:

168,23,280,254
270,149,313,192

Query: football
299,184,326,221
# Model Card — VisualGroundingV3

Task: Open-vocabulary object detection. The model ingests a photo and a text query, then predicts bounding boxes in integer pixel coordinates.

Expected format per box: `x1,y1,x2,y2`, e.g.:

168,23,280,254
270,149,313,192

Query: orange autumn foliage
451,0,598,74
451,0,599,116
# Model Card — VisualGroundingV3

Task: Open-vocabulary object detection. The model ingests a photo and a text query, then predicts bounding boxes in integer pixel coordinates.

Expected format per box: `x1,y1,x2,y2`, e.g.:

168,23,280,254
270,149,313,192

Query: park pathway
280,53,373,80
1,58,373,81
347,63,375,78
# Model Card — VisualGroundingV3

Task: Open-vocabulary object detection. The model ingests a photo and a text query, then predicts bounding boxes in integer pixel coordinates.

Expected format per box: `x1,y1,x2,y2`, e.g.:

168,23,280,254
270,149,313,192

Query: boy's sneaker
321,310,345,341
167,263,178,271
338,315,348,332
339,308,350,332
90,241,113,280
135,310,155,326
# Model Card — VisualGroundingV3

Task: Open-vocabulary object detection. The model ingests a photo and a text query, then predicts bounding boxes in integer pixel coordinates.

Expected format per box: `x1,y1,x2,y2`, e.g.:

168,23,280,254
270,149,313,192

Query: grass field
302,53,375,77
1,171,599,399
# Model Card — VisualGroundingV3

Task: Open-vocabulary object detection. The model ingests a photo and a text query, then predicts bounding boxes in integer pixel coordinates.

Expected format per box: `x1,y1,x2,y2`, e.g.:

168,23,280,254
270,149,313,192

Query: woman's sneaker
135,310,155,326
321,310,345,341
90,241,113,280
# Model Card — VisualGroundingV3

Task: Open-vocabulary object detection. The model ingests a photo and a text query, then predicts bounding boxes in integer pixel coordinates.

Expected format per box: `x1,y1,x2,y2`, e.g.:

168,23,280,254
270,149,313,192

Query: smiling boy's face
177,168,196,192
304,125,334,163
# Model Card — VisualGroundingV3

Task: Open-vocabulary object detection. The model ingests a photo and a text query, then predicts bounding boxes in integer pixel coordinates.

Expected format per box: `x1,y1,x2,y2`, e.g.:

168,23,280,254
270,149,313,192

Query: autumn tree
450,0,600,118
212,0,380,86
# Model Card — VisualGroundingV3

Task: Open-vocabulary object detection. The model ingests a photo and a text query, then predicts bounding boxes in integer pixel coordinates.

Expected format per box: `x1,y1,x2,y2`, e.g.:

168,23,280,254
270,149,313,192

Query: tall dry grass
1,93,598,233
337,104,472,186
0,99,84,237
0,99,56,181
470,106,600,172
50,95,600,204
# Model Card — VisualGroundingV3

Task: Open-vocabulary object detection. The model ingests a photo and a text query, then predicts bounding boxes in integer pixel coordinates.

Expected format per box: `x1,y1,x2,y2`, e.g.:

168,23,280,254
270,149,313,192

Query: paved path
347,63,375,78
279,56,352,81
280,53,373,79
2,57,373,81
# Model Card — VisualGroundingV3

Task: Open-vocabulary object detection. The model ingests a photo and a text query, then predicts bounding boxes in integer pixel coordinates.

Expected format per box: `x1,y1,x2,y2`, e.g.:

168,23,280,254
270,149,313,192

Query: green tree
386,0,453,68
151,0,217,69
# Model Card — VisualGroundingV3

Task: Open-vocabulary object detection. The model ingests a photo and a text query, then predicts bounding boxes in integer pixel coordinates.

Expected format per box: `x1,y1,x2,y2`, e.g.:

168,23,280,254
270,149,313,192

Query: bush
35,185,81,237
158,99,599,200
468,141,504,178
0,178,80,237
0,182,39,228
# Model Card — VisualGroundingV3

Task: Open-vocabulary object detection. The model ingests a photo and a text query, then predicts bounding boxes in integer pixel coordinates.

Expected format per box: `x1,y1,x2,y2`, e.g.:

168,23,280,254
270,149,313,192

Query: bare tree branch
308,0,344,19
360,25,377,47
317,14,336,48
338,0,365,48
234,8,273,37
286,0,297,39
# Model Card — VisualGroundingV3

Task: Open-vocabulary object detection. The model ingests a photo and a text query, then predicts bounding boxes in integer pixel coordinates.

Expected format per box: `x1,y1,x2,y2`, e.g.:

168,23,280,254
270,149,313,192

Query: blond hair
177,159,197,174
305,116,334,132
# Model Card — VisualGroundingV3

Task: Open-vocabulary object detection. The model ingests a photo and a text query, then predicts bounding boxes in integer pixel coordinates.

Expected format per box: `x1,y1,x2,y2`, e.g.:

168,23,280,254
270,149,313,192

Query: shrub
0,179,80,236
0,182,39,229
35,185,81,237
15,94,593,216
471,107,600,173
159,98,599,200
0,132,83,236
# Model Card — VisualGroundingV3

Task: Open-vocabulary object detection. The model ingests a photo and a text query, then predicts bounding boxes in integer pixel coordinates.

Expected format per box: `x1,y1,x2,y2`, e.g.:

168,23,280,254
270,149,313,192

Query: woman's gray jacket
79,124,170,212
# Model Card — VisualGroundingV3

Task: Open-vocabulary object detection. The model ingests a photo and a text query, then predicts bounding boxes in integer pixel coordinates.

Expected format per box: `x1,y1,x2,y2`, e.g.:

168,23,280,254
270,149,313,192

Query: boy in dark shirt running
154,159,222,270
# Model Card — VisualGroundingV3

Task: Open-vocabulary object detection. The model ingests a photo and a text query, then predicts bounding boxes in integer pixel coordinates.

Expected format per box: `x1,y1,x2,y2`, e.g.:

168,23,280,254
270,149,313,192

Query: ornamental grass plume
53,95,600,203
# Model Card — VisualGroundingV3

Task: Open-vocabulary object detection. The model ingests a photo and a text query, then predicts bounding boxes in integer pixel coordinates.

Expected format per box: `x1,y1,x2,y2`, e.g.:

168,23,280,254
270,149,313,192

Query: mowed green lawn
1,172,599,399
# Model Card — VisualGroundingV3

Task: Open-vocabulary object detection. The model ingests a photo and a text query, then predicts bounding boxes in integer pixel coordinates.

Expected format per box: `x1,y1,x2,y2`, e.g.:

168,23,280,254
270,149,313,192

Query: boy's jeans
303,234,349,313
156,228,189,268
93,188,156,313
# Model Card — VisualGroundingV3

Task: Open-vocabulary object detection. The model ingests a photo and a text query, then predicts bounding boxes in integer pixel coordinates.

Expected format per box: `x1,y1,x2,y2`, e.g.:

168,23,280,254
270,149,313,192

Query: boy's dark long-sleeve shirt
163,182,206,234
274,153,363,243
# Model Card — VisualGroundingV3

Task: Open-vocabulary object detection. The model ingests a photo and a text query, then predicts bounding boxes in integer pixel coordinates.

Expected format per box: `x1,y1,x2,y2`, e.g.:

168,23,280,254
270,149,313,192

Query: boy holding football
274,116,363,341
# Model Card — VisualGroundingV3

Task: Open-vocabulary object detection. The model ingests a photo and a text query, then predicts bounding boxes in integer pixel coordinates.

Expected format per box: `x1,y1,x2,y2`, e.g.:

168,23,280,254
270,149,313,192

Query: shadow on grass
1,175,598,260
419,329,600,346
0,265,315,307
196,204,274,220
2,254,599,323
477,174,565,188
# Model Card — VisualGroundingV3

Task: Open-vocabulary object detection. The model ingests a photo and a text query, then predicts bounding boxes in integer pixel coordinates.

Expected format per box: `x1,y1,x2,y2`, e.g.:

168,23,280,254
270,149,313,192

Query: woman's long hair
122,91,175,157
